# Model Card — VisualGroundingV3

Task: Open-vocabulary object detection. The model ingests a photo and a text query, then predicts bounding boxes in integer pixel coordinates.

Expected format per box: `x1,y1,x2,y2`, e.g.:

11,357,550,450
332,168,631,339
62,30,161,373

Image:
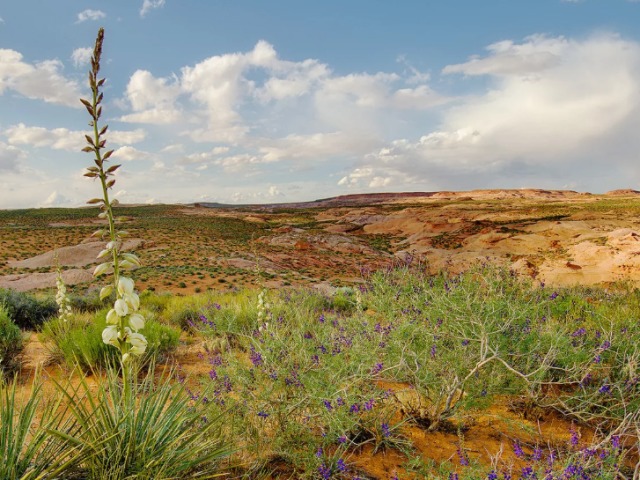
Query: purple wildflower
249,347,263,367
611,435,621,449
487,471,498,480
372,362,384,374
338,435,347,444
323,400,333,411
513,441,525,458
350,403,360,414
570,427,579,448
318,463,331,480
381,423,390,437
336,458,346,472
257,411,269,418
550,292,558,300
598,384,611,395
364,399,375,411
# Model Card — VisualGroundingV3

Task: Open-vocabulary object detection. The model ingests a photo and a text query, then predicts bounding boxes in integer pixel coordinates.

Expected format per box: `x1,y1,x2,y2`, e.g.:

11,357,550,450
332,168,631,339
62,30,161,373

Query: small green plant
41,309,180,371
0,305,23,374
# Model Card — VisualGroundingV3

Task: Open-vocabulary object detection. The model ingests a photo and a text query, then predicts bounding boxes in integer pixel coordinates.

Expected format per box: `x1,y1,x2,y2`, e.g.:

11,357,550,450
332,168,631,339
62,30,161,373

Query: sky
1,1,640,209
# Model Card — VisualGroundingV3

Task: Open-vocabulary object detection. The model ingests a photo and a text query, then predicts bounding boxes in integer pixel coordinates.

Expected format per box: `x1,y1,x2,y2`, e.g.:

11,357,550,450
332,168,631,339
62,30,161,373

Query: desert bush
0,288,57,330
41,308,180,371
0,305,23,374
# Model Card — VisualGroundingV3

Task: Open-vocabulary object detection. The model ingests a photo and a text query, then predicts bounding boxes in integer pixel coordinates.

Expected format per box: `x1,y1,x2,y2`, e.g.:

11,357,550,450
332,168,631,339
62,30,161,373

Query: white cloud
40,191,70,207
140,0,165,17
259,132,378,163
76,9,106,23
177,146,230,165
111,146,151,161
0,142,25,172
360,33,640,190
118,40,445,145
443,35,564,76
119,70,182,124
5,124,146,151
0,49,82,107
71,47,92,68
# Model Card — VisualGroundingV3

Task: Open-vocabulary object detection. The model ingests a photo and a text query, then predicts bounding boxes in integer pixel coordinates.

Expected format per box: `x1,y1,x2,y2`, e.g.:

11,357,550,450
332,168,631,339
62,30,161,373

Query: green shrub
0,289,57,330
41,308,180,371
0,305,23,374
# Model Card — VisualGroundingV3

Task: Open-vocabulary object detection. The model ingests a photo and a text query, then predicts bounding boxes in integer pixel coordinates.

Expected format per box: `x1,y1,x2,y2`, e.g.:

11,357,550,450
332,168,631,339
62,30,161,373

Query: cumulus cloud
111,146,151,161
259,132,378,163
0,50,82,107
119,70,182,124
71,47,92,68
0,142,25,172
119,40,447,145
140,0,165,17
357,33,640,191
76,9,106,23
5,124,146,151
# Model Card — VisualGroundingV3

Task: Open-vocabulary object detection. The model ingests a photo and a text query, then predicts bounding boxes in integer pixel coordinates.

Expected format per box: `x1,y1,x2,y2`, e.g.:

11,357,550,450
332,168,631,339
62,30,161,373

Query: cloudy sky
1,1,640,208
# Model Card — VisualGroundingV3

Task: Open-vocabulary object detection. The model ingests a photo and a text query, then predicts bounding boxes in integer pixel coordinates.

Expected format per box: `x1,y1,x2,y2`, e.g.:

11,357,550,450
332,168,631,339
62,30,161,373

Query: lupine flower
513,441,525,458
323,400,333,411
598,384,611,395
457,448,469,466
257,411,269,418
318,463,331,479
487,471,498,480
336,459,346,472
381,423,390,437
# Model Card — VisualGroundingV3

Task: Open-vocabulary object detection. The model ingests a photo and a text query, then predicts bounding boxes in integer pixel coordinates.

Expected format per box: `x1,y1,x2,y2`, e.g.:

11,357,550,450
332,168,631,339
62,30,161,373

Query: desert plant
81,28,147,369
1,374,83,479
41,309,180,371
53,363,231,480
0,288,56,330
0,305,23,374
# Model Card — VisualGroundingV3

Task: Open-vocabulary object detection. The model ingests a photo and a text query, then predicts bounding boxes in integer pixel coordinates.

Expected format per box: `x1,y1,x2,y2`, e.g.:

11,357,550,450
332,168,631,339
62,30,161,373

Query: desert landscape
3,2,640,479
3,188,640,294
3,189,640,479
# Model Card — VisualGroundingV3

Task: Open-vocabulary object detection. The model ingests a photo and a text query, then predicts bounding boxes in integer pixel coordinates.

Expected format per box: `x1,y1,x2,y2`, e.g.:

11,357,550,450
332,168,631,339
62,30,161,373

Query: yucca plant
0,375,83,480
81,28,147,380
54,363,231,480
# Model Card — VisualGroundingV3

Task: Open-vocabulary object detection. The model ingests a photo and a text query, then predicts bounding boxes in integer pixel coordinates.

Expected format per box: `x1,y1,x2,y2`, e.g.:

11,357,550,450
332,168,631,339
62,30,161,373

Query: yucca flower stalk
54,261,72,324
81,28,147,377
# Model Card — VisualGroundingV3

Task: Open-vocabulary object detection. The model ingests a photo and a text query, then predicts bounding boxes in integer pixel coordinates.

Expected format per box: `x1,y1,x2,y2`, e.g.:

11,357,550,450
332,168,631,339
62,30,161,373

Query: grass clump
41,309,180,371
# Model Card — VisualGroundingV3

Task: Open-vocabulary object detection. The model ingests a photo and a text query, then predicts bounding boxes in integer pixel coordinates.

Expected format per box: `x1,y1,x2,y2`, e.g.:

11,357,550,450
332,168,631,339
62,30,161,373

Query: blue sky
1,1,640,208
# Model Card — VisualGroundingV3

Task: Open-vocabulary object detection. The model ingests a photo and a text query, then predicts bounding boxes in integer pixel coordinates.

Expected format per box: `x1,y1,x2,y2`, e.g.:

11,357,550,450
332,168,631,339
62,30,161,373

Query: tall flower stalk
81,28,147,382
